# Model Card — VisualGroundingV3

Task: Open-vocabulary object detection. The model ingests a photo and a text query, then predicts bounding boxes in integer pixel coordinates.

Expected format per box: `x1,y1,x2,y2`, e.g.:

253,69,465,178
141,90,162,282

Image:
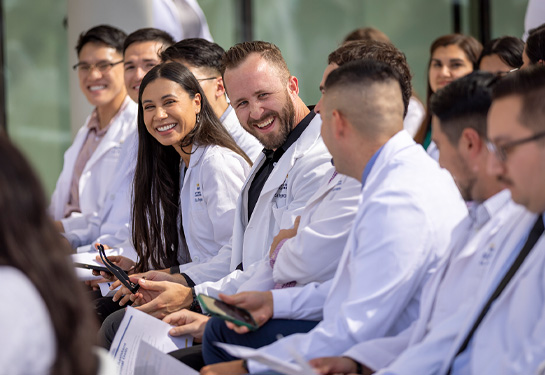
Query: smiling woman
131,61,252,274
414,34,482,152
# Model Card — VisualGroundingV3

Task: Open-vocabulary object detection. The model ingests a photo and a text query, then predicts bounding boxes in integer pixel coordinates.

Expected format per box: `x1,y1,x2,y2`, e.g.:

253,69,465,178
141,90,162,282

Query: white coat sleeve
376,306,474,375
272,279,331,320
273,176,360,285
343,320,417,372
249,190,437,374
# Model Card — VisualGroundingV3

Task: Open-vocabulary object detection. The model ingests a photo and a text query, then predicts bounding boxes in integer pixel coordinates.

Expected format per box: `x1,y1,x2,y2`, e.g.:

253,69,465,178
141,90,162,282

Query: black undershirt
246,110,316,221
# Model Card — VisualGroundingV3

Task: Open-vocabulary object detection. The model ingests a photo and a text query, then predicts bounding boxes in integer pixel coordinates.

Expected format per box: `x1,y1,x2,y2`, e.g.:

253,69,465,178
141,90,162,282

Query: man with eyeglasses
50,25,137,238
62,28,174,252
429,64,545,375
306,71,535,375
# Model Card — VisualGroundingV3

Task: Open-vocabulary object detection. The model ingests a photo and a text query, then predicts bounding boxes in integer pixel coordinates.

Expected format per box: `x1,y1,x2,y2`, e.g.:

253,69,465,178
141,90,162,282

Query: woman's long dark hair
0,135,97,375
133,62,252,272
414,34,482,145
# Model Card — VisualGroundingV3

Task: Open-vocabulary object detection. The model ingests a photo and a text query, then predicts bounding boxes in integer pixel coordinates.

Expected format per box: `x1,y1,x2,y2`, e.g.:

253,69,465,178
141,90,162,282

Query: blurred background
1,0,530,196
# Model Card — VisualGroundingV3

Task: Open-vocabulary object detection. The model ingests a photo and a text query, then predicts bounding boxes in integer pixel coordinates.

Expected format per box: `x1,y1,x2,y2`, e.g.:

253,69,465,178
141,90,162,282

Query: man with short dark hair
309,71,531,375
200,59,467,375
50,25,137,237
98,42,333,357
438,65,545,375
62,28,174,251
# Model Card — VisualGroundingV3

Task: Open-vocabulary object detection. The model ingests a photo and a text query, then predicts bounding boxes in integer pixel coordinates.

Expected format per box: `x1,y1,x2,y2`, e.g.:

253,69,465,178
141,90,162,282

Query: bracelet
355,361,363,374
188,287,202,313
241,359,249,373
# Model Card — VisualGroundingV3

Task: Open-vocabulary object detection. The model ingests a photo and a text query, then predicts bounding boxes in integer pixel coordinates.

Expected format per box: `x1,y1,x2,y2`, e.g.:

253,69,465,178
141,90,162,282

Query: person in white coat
0,136,99,375
102,42,332,322
50,25,137,234
199,59,467,375
160,38,262,161
107,61,251,286
308,72,532,375
63,28,175,251
436,65,545,375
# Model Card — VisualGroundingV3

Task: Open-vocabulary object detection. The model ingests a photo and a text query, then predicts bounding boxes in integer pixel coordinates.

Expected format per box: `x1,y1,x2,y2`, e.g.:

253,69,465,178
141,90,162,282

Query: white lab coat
179,144,250,264
248,130,468,374
1,267,55,375
222,106,262,163
346,191,531,374
403,97,425,138
437,212,545,375
49,98,137,231
66,108,254,251
188,114,333,289
65,130,138,250
234,172,361,294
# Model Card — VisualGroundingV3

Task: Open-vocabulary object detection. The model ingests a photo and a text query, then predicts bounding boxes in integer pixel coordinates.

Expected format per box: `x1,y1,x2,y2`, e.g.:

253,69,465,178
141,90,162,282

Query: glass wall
1,0,530,197
3,0,70,196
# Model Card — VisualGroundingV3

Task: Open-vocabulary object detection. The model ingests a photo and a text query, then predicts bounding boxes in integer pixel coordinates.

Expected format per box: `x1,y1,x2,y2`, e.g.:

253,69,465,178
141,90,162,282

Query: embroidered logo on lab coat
480,243,496,266
332,178,343,192
194,183,203,203
274,175,288,200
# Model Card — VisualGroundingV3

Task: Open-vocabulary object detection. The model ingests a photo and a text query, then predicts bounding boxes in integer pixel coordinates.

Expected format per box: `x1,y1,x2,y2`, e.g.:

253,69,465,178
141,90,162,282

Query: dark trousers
98,308,126,349
202,317,319,365
99,308,206,370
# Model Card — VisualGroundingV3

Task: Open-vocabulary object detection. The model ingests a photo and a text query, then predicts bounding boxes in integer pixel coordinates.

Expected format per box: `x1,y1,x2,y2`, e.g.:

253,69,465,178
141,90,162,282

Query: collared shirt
451,212,543,374
64,96,131,218
247,110,315,220
361,146,384,187
219,104,233,123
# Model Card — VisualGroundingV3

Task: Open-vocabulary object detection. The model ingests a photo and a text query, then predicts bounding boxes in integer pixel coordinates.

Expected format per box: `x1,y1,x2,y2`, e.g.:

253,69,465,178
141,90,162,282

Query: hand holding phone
74,262,110,273
197,294,259,331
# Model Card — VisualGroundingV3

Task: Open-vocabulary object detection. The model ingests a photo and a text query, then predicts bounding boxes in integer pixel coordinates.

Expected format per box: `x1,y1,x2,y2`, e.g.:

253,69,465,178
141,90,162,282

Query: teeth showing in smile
157,123,176,132
133,84,140,91
255,117,274,129
89,85,106,91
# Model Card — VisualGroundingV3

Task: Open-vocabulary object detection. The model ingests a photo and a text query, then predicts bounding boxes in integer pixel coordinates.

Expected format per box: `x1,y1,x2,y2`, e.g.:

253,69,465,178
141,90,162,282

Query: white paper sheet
109,306,193,375
134,340,198,375
98,281,120,297
214,342,317,375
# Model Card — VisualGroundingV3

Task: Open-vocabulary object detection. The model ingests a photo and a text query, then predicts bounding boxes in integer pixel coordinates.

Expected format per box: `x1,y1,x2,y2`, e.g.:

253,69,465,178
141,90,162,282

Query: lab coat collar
83,97,137,173
468,189,512,230
363,130,416,186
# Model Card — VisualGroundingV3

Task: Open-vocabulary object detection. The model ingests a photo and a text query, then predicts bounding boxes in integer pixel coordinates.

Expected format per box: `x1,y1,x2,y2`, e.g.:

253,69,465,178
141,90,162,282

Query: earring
196,112,201,124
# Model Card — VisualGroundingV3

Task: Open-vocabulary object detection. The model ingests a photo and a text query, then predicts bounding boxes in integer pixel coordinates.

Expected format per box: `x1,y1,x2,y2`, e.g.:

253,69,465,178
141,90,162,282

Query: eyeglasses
97,244,140,294
196,77,218,82
486,130,545,161
495,67,520,78
73,60,124,74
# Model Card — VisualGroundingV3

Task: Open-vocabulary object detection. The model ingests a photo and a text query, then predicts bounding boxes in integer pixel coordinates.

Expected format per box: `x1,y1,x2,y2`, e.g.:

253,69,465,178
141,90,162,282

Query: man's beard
246,92,296,150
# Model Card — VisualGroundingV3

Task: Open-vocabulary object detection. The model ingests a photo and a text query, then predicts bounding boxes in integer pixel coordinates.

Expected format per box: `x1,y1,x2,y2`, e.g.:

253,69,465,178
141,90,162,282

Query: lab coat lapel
248,114,322,226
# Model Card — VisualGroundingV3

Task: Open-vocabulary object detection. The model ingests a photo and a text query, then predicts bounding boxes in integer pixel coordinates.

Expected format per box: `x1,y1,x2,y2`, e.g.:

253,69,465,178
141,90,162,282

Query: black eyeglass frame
486,130,545,161
72,60,124,72
97,244,140,294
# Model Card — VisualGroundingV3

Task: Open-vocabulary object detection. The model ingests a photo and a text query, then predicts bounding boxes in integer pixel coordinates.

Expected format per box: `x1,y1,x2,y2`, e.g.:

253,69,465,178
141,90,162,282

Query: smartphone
197,294,259,331
74,262,111,274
